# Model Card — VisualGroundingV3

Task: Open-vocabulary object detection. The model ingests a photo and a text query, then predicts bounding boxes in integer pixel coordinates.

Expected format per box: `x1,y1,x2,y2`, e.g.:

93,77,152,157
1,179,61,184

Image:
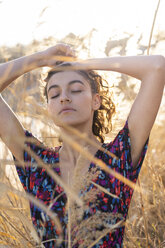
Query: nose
60,92,71,103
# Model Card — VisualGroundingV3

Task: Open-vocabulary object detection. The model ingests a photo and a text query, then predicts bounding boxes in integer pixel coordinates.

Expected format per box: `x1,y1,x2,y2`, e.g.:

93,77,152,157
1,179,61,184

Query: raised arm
74,55,165,168
0,44,74,162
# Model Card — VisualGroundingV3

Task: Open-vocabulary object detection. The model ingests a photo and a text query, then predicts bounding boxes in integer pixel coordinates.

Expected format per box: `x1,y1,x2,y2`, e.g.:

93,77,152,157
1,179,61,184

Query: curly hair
41,64,115,143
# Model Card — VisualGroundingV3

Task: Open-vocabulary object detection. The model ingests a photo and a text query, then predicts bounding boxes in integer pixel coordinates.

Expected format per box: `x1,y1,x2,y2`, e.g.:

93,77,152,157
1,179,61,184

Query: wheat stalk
147,0,161,55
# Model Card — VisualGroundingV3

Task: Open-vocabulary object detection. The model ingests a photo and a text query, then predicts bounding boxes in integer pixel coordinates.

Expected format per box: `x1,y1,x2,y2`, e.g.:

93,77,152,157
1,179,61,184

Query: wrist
32,51,46,67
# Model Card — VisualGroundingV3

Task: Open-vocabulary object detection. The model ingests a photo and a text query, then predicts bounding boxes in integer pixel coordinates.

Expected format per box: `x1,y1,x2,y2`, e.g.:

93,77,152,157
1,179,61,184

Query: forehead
47,71,90,88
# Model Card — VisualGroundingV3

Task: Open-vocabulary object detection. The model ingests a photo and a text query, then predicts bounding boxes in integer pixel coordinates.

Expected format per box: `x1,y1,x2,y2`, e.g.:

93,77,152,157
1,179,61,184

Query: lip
59,107,76,114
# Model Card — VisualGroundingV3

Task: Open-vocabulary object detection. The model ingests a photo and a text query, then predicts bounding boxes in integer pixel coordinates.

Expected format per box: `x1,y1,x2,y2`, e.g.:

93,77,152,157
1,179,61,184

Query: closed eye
50,90,82,99
51,94,59,99
71,90,82,93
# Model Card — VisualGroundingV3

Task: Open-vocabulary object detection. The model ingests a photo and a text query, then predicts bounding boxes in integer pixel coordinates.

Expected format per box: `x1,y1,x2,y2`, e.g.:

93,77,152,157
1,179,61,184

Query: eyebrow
47,80,85,93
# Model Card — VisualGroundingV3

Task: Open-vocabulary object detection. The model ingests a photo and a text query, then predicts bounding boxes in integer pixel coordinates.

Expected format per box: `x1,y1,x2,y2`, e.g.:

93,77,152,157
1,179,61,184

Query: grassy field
0,93,164,247
0,2,165,245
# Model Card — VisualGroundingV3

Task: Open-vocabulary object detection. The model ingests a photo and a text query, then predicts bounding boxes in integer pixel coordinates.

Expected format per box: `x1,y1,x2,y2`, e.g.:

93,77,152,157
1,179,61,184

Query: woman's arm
75,55,165,168
82,55,165,80
0,44,74,162
0,52,43,92
0,44,74,91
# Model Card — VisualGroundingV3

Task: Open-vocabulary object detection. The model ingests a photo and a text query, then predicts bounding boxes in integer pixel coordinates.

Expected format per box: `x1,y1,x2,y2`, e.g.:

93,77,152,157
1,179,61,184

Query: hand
55,59,94,71
40,43,76,67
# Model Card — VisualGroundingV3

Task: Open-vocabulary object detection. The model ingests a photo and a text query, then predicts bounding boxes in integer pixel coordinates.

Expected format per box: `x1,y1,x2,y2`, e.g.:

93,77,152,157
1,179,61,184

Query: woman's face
46,71,101,128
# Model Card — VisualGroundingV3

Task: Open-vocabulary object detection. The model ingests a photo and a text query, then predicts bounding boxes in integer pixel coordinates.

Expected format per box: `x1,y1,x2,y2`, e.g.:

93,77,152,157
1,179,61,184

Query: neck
58,123,101,166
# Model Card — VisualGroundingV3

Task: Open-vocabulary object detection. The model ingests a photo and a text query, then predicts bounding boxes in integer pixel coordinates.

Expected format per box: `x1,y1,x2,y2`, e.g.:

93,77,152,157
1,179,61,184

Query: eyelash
51,95,59,99
51,90,82,99
71,90,82,93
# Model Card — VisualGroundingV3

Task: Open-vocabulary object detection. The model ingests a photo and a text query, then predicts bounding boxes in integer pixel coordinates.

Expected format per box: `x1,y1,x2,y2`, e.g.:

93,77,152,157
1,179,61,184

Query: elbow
154,55,165,74
152,55,165,85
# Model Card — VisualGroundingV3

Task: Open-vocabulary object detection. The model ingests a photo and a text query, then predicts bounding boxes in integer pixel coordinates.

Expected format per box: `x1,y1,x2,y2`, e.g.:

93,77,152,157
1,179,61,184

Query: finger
66,49,77,58
58,43,72,53
51,43,76,59
60,45,76,57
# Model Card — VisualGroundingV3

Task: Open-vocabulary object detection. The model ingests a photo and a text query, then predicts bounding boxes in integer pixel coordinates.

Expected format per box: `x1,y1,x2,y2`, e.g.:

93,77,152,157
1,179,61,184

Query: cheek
77,94,93,113
47,101,58,117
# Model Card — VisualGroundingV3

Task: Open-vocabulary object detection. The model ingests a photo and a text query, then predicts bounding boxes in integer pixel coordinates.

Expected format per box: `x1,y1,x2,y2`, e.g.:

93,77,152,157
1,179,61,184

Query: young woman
0,43,164,247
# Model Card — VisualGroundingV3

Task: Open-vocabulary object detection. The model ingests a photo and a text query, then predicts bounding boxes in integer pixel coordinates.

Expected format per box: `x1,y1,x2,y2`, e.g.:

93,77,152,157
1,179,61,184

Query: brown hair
41,64,115,143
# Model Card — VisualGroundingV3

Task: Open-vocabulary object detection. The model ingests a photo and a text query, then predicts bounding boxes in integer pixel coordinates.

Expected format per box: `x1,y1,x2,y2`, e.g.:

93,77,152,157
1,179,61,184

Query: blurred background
0,0,165,247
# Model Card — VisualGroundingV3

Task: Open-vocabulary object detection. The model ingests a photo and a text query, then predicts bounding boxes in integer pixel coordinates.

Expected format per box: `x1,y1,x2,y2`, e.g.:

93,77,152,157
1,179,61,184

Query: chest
58,159,91,189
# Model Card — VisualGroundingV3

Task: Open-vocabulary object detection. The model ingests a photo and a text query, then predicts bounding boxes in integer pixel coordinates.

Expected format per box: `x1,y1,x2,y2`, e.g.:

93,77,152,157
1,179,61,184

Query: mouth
59,107,76,114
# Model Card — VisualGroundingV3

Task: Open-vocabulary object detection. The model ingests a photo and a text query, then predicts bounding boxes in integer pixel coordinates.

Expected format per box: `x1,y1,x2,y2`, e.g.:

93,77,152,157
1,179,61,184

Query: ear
92,93,101,110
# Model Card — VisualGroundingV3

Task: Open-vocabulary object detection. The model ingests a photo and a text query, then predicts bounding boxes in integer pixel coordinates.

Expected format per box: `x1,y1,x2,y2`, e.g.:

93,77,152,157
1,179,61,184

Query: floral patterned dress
13,120,149,248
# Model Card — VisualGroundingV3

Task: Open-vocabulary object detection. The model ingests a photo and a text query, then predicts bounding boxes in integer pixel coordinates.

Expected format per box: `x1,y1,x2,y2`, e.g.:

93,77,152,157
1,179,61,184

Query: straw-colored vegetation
0,2,165,247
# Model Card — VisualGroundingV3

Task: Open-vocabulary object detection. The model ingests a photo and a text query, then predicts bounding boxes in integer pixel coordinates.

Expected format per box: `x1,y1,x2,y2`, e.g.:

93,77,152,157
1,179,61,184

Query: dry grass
0,88,164,247
0,61,165,248
0,0,165,245
123,122,165,248
0,68,165,247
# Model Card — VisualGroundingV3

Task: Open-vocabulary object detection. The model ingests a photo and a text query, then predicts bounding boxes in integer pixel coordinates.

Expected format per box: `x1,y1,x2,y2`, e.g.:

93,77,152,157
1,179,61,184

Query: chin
54,117,79,127
55,117,89,129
